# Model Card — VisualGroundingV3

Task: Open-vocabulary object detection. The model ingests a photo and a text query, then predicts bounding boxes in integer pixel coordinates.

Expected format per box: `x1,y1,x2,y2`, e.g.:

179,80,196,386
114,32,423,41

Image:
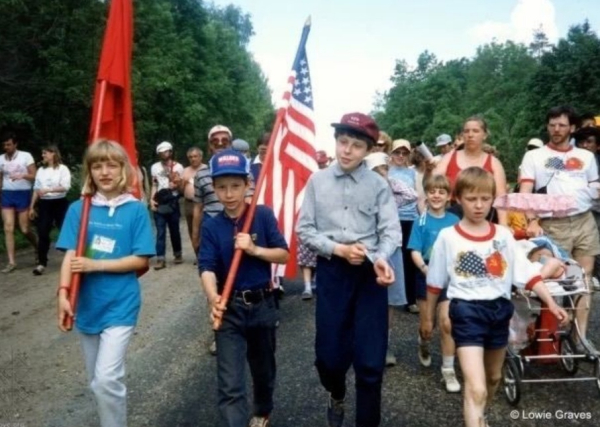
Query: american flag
258,22,318,277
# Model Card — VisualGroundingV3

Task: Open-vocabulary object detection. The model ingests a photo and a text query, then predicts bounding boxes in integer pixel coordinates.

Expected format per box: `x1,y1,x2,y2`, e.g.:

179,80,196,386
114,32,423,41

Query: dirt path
1,228,600,427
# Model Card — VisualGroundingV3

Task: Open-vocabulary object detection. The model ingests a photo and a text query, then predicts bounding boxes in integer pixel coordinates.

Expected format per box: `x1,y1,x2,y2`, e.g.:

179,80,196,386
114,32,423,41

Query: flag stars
304,95,312,104
303,86,312,95
302,77,310,85
300,67,308,75
294,88,302,96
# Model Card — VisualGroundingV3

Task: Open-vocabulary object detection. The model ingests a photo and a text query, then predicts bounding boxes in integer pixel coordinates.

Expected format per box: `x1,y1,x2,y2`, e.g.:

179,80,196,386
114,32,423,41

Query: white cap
527,138,543,149
364,152,389,171
208,125,232,140
391,139,411,152
156,141,173,154
435,134,453,147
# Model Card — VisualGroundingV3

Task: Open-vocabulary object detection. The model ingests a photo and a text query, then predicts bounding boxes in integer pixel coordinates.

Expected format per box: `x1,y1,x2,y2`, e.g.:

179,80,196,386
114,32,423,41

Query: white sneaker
418,336,432,367
441,367,461,393
385,350,397,367
248,416,270,427
302,289,313,300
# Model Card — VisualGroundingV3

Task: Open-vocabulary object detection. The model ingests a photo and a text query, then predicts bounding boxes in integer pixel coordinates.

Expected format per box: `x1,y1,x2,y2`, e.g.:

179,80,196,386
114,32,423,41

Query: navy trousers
153,207,182,259
315,256,388,427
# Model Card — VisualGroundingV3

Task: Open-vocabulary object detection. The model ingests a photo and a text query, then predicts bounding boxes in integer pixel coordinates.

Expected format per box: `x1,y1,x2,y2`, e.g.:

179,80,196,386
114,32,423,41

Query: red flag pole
63,80,108,331
213,17,311,330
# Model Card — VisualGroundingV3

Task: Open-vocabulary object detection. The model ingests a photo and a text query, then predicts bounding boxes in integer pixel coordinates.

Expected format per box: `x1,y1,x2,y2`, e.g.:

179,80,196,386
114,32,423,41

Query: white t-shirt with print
427,224,541,301
34,165,72,199
519,145,598,216
0,150,35,191
151,161,184,193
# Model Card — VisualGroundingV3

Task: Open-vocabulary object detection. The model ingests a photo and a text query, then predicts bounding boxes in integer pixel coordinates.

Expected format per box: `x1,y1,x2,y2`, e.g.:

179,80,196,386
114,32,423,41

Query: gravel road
1,228,599,427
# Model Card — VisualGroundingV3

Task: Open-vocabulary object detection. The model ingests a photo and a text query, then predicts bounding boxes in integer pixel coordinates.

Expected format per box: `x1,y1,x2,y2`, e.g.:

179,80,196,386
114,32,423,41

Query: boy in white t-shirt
421,167,568,427
0,134,37,273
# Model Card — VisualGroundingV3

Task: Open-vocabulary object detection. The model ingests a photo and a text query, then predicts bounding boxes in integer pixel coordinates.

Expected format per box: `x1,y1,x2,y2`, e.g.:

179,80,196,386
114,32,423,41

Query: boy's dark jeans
153,207,182,258
216,290,279,427
315,256,388,427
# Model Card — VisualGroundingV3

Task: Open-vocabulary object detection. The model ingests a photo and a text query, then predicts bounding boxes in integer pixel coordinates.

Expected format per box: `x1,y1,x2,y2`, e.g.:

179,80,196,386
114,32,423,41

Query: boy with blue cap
198,149,289,427
297,112,402,427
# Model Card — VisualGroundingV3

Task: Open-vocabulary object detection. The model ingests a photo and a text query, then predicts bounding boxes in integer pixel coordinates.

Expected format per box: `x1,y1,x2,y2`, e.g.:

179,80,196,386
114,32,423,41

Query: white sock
442,356,455,369
304,281,311,291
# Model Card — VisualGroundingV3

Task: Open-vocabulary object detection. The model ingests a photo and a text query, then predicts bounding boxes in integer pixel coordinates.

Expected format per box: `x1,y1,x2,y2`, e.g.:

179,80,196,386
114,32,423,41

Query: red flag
89,0,136,170
257,20,317,278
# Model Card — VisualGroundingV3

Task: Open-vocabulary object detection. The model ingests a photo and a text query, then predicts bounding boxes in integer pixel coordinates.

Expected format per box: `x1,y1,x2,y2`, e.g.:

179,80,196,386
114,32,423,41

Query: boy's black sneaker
327,394,344,427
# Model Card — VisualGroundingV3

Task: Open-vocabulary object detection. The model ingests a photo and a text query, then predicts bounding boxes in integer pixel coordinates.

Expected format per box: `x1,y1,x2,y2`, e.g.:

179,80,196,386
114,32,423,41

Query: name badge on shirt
91,235,116,254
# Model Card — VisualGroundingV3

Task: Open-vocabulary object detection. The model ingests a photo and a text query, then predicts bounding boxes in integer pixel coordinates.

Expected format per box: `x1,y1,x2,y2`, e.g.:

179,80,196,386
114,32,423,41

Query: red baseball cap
316,150,328,164
331,112,379,144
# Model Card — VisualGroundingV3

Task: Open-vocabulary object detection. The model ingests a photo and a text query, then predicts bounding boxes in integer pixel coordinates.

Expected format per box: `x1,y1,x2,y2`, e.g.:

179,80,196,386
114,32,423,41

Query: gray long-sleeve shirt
296,162,402,263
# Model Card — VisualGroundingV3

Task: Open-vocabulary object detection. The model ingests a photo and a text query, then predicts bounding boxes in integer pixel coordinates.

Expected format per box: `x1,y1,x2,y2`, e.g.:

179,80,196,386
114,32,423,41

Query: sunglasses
210,137,230,145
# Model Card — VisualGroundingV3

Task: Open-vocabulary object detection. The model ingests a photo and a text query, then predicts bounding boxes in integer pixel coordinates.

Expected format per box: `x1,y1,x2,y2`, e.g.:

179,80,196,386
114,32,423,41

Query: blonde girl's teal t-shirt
56,199,156,334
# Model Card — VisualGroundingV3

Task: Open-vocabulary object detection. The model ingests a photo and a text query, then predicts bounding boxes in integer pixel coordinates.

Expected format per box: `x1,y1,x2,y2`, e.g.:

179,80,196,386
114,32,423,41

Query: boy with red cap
297,112,401,427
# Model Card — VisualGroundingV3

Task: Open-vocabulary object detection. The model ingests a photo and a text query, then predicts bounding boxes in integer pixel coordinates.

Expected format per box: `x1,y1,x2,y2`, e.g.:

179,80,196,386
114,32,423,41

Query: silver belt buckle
242,290,253,305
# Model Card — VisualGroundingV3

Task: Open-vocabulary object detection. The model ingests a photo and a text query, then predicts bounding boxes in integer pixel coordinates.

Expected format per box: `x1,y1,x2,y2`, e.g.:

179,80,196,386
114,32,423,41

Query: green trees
375,22,600,180
0,0,274,165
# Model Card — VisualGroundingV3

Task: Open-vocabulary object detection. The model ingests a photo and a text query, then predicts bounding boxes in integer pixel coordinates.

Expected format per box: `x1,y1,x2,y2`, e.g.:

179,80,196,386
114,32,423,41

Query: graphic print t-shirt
0,151,35,191
427,224,541,301
519,145,598,216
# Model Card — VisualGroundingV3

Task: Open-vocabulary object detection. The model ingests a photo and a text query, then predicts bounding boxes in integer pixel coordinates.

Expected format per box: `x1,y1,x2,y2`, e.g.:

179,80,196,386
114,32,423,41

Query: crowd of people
1,105,599,427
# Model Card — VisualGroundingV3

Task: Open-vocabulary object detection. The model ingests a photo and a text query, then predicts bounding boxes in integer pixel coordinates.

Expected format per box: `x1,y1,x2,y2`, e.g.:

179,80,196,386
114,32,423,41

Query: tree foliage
375,22,600,180
0,0,274,166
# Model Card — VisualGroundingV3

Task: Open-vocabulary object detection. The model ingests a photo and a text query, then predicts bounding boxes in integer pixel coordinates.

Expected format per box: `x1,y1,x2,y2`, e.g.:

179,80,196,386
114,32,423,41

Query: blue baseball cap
210,149,249,178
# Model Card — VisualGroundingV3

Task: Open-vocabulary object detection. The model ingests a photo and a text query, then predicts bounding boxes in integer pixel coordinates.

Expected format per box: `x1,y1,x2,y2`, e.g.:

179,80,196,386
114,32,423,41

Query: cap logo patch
217,155,240,167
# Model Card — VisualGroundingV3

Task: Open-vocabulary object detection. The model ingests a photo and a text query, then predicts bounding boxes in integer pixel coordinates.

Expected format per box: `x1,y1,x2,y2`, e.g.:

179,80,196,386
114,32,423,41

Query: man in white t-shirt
150,141,184,270
519,106,600,350
0,133,38,273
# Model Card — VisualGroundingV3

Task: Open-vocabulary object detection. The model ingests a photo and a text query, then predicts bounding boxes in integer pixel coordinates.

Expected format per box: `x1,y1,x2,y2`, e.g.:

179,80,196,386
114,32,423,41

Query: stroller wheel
560,336,579,375
503,357,521,406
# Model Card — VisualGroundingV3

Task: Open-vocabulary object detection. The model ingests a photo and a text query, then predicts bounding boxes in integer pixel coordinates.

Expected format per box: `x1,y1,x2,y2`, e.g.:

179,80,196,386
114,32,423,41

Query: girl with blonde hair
56,139,155,427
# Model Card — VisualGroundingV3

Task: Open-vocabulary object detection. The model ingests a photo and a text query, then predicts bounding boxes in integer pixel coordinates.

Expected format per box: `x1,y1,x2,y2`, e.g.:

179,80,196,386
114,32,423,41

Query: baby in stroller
510,236,590,352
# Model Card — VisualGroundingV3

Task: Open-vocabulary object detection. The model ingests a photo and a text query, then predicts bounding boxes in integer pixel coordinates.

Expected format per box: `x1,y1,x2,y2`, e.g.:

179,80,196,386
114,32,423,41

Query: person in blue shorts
408,174,460,392
0,132,38,273
421,167,568,427
199,149,289,427
56,140,155,427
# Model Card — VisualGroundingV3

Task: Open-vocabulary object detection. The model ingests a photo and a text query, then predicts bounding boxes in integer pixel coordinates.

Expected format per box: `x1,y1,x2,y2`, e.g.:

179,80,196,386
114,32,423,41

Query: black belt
231,288,272,305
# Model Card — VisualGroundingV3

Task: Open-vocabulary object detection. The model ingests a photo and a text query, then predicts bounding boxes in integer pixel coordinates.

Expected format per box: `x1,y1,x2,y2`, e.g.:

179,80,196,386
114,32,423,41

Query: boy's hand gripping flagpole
63,0,135,331
213,17,312,330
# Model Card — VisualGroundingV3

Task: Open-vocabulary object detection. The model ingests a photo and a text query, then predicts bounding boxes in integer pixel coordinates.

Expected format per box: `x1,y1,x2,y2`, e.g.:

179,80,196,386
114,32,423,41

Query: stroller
502,236,600,405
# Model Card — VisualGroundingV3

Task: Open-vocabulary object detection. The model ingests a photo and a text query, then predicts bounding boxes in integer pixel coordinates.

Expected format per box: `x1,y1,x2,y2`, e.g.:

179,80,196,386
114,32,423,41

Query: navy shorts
415,269,448,302
449,298,514,350
1,190,32,212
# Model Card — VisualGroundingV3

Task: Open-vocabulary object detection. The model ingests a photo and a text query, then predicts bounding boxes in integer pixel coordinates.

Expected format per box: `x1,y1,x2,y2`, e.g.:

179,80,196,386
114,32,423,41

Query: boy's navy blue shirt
199,204,288,291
